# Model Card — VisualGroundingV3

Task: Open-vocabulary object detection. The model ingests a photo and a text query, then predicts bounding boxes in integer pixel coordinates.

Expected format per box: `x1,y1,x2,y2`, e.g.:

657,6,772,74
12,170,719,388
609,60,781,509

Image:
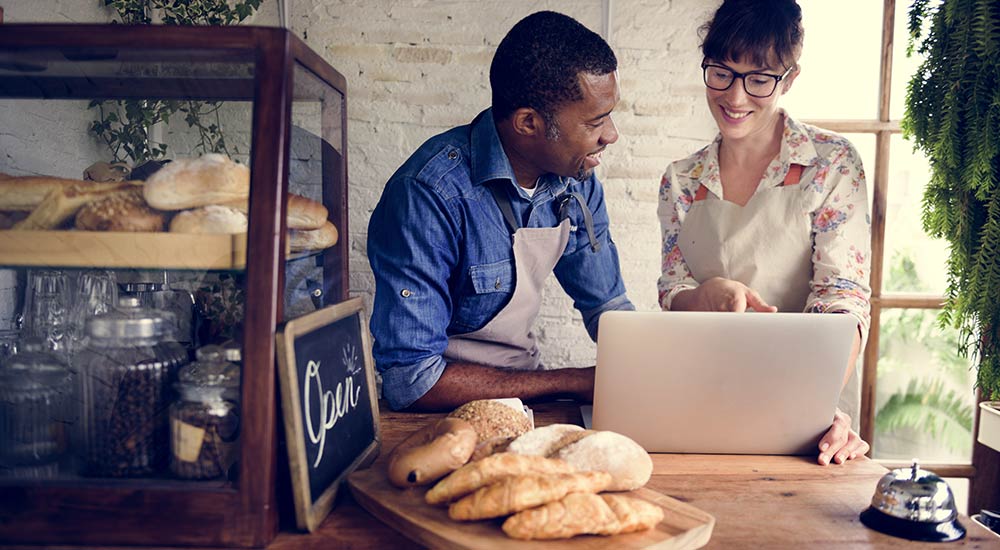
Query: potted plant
90,0,263,165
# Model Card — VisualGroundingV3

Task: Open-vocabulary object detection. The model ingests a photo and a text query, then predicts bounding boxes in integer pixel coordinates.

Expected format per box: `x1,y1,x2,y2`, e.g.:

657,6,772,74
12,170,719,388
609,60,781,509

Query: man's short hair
490,11,617,124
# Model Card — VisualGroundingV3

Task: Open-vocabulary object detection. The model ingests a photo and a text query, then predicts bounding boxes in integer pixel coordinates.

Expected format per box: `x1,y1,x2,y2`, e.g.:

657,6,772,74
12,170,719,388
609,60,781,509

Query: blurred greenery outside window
786,1,975,466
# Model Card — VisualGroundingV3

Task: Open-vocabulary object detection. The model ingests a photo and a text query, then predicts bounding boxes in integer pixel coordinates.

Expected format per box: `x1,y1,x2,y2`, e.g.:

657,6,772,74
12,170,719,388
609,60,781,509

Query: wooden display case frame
0,25,349,548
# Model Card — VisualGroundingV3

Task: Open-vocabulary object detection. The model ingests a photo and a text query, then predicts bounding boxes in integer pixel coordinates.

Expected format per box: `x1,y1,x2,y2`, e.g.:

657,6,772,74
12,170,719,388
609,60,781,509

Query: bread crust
448,399,532,444
501,492,664,540
386,418,477,488
0,174,105,211
13,181,142,230
425,452,575,506
169,205,248,234
219,193,328,230
144,154,249,210
554,431,653,491
448,471,612,521
75,188,166,232
288,220,338,251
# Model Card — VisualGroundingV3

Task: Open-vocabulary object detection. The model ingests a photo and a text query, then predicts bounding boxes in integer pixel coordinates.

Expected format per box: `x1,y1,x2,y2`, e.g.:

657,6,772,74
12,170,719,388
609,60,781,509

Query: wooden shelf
0,230,248,270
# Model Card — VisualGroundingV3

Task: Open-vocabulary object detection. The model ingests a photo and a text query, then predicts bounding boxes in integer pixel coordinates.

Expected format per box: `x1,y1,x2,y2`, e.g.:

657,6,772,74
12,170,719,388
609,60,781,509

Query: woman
657,0,871,465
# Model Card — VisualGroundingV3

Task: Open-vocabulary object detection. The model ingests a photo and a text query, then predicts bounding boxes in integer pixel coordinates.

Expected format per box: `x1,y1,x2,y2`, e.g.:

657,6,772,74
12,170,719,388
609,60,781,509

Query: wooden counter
269,401,997,549
6,401,996,549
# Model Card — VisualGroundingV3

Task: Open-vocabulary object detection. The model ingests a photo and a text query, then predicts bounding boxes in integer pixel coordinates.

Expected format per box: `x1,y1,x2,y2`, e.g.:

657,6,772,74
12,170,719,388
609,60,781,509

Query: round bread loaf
75,188,166,232
506,424,586,457
288,220,338,252
448,399,532,443
144,154,249,210
554,431,652,491
169,205,248,234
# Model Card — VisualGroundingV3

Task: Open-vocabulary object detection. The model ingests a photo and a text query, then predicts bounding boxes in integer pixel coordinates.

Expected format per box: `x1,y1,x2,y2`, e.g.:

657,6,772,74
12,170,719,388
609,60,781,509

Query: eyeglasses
701,62,794,98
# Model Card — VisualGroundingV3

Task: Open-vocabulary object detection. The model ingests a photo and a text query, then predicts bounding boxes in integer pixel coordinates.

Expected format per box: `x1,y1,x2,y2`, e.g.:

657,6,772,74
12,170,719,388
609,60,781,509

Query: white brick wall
2,0,720,368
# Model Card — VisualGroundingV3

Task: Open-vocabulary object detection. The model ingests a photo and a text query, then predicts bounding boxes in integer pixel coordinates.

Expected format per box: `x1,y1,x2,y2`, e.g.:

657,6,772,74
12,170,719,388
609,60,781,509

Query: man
367,11,633,411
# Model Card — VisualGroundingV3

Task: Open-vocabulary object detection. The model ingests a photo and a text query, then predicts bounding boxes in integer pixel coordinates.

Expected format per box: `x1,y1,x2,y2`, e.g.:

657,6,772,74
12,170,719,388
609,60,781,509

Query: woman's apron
444,183,597,371
677,165,861,428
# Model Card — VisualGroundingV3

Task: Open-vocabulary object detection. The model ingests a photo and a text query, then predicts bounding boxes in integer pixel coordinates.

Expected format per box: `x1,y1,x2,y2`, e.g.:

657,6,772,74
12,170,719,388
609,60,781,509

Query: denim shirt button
494,278,501,290
447,150,459,160
400,288,412,298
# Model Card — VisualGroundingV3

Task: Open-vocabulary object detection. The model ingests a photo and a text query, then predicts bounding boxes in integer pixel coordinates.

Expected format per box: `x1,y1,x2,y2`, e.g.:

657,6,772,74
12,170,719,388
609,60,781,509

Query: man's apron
677,165,861,427
444,183,597,371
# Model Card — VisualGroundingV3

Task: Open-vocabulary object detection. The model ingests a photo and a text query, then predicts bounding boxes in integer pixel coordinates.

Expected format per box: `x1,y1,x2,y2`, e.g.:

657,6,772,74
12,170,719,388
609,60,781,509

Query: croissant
448,471,612,521
502,493,664,540
424,452,575,505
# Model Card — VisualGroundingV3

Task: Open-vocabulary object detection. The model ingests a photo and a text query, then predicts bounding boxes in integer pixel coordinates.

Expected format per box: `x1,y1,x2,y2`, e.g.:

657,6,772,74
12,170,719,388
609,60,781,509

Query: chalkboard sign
275,297,381,532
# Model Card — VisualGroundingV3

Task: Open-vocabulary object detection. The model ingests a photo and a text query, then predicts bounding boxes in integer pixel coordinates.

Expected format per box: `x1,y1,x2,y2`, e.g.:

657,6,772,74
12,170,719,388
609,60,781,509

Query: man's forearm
408,362,594,411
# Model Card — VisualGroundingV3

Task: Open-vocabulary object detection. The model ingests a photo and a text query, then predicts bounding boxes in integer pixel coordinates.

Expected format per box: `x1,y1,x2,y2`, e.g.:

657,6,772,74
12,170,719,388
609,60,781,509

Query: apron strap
486,181,521,234
559,192,600,252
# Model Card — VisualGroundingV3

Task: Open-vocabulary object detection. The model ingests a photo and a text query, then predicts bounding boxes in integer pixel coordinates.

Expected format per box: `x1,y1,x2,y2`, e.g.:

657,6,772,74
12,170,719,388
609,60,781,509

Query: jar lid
86,296,172,339
179,346,240,387
0,344,72,397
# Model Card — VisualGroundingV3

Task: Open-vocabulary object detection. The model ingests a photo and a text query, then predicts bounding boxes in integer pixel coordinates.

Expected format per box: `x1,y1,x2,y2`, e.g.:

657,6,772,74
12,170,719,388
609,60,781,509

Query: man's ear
511,107,544,138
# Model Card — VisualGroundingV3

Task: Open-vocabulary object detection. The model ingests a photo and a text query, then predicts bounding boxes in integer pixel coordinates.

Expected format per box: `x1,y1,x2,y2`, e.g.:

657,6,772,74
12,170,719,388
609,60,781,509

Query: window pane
873,308,976,463
782,1,882,119
883,134,949,294
890,3,928,120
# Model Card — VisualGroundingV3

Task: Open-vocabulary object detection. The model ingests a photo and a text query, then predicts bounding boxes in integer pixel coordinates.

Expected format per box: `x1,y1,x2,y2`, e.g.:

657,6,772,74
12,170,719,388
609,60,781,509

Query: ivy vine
904,0,1000,398
90,0,263,164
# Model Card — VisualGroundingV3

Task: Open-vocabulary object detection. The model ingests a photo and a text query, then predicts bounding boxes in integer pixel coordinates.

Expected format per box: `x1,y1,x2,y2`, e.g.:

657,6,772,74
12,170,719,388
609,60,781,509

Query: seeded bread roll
448,399,533,444
288,220,338,252
75,187,165,232
13,181,143,230
169,205,248,234
144,154,249,210
220,193,329,230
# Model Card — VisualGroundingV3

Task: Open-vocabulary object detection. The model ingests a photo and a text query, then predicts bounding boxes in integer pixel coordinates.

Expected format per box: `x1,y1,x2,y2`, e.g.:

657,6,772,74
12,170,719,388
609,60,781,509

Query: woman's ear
782,65,801,94
511,107,544,138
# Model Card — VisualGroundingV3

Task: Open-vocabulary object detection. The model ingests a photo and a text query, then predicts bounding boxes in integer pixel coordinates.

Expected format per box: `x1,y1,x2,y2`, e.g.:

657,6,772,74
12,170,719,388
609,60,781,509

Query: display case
0,25,348,547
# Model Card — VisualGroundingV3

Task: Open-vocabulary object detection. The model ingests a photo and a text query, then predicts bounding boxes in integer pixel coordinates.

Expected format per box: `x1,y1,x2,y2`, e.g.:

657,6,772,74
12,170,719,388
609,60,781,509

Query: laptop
591,310,857,455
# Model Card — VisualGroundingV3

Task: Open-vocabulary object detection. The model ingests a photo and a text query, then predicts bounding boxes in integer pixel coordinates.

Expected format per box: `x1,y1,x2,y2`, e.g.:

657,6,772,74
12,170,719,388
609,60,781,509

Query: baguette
0,174,95,211
425,452,575,506
501,493,664,540
448,471,611,521
12,181,142,230
288,220,338,252
219,193,328,230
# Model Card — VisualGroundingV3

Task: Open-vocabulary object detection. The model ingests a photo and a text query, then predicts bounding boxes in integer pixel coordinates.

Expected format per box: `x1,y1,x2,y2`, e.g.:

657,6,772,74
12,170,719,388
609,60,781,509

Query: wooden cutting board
347,466,714,550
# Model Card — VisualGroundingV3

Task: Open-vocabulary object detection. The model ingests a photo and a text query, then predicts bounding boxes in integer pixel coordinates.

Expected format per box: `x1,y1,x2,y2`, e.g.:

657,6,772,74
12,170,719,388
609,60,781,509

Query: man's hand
675,277,777,312
817,408,870,465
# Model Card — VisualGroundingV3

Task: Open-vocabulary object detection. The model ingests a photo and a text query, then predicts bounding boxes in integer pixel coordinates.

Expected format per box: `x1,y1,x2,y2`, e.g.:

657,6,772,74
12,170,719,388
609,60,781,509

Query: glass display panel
283,62,346,322
0,46,256,484
873,307,976,464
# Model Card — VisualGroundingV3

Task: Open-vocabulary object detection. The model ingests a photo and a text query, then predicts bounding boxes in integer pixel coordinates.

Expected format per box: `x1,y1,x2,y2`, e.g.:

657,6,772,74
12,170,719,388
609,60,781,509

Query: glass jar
0,340,73,478
169,345,240,480
77,297,187,477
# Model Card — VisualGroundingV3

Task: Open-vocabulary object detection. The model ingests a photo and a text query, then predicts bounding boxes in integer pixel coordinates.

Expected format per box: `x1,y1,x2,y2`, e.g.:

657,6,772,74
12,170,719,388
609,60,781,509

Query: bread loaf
13,181,142,230
501,493,664,540
144,154,249,210
169,205,248,234
0,174,101,211
425,452,575,506
507,427,653,491
220,193,328,230
75,188,166,232
448,471,611,521
448,399,533,444
288,220,338,252
386,418,477,488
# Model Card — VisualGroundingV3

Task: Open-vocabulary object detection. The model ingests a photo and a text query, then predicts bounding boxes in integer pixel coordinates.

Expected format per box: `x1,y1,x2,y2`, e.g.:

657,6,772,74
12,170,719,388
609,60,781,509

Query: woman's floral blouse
657,112,872,338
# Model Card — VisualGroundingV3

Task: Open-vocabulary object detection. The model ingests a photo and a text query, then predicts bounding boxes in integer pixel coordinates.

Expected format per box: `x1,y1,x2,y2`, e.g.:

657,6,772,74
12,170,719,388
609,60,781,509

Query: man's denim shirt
367,109,634,410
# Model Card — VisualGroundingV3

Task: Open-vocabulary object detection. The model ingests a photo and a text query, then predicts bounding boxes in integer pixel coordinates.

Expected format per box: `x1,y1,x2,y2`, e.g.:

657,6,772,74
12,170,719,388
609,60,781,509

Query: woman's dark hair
700,0,803,70
490,11,617,125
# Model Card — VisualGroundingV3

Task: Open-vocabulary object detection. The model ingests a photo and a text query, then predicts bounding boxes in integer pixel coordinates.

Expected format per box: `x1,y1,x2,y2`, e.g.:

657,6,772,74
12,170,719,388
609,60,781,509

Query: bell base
860,507,966,542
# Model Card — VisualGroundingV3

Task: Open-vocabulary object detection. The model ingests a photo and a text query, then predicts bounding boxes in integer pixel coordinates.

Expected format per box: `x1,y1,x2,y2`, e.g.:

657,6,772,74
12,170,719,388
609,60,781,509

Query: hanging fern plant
903,0,1000,398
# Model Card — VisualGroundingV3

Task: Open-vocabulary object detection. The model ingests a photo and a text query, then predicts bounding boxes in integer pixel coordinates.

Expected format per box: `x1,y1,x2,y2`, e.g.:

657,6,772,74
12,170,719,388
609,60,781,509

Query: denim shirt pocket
452,259,514,333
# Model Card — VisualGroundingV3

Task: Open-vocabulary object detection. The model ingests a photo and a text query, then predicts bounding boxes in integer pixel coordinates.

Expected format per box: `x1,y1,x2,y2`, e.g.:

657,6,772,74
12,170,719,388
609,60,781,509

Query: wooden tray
347,466,715,550
0,230,248,270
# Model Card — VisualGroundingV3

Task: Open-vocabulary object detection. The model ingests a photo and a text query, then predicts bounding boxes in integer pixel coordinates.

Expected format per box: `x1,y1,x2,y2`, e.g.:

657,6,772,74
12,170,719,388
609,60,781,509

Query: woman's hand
677,276,777,312
817,408,870,465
